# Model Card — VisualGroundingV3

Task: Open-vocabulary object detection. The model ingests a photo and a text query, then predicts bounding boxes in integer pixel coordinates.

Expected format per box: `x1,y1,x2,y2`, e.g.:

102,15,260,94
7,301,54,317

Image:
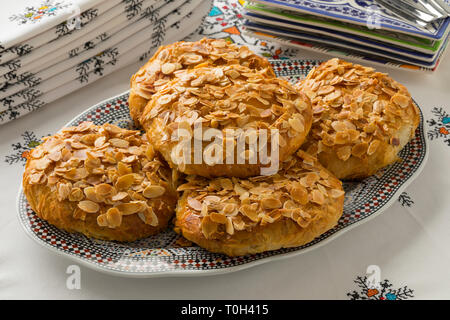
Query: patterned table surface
0,0,449,299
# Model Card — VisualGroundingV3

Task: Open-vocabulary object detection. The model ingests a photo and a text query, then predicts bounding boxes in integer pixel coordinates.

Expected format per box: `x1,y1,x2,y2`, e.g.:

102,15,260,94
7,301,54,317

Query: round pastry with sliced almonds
174,150,344,256
129,38,275,125
295,58,420,180
22,122,177,242
140,64,313,178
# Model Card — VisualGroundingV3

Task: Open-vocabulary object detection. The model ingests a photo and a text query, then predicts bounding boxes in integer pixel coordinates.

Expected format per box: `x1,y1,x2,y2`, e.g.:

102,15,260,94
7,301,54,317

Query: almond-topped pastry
295,58,420,180
175,150,345,256
140,64,313,178
129,38,275,125
22,122,177,242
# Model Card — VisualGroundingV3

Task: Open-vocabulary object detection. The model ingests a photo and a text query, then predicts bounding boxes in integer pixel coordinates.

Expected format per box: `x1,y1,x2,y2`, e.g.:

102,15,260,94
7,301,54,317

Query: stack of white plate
0,0,212,125
243,0,449,73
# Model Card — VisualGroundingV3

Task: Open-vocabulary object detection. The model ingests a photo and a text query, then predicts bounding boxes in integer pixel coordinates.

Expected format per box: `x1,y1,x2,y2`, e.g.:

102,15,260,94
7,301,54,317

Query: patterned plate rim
16,72,429,278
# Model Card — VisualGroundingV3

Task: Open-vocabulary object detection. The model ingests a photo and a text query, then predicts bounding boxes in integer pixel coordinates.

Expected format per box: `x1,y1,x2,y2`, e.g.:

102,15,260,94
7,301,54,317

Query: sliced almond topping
334,131,349,145
225,217,234,235
138,207,159,226
95,183,115,196
57,182,72,201
111,191,128,201
84,152,100,168
63,167,89,180
239,204,259,222
158,94,174,105
317,85,334,96
94,136,106,148
373,100,386,113
261,197,282,210
116,201,146,215
109,138,129,148
145,145,155,161
29,172,45,184
291,185,309,205
367,140,381,155
183,54,203,64
129,190,145,201
142,185,166,198
280,209,293,218
177,120,192,136
30,148,44,159
222,203,236,215
212,40,226,48
219,178,233,190
115,173,135,190
261,214,275,225
311,190,325,205
351,142,368,158
391,93,410,108
283,200,297,210
234,184,247,196
187,197,202,211
121,155,138,163
48,150,62,162
78,200,100,213
68,188,84,202
330,189,345,198
106,207,122,228
97,214,108,227
34,157,51,170
161,62,176,75
79,133,99,146
201,203,208,216
288,117,305,132
317,184,328,197
203,195,221,204
117,162,132,176
84,186,102,203
232,216,246,231
210,212,227,224
325,90,341,101
336,146,352,161
260,108,272,118
331,120,348,132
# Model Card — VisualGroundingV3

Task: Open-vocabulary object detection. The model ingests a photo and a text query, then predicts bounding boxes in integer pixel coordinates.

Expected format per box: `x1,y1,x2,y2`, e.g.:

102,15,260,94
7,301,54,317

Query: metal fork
409,0,449,19
374,0,436,31
374,0,449,31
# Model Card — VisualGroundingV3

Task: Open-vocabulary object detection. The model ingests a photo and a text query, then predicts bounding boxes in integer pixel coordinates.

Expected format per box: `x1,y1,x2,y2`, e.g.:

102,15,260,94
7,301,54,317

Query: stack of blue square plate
243,0,450,72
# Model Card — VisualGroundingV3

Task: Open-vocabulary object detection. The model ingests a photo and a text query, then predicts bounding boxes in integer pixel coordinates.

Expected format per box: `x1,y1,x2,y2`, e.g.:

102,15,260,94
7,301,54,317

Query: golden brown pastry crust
175,150,345,256
22,122,177,242
295,58,420,180
140,64,313,178
129,38,276,125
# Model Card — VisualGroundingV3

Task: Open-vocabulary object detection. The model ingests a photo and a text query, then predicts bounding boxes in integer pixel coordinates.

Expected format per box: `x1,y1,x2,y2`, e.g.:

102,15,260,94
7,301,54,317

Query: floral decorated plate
17,59,428,277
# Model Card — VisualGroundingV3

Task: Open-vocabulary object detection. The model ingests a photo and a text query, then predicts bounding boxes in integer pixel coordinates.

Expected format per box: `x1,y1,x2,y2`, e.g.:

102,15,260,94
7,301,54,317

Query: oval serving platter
17,59,428,277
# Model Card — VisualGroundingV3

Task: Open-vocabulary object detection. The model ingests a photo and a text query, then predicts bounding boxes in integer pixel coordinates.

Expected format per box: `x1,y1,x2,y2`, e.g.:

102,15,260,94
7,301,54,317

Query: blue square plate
244,10,443,60
244,20,449,67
